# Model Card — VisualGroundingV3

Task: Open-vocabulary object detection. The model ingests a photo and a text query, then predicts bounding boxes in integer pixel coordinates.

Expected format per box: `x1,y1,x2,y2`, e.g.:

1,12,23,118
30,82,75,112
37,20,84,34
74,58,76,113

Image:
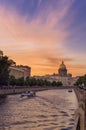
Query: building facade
58,61,67,76
10,65,31,79
33,61,76,86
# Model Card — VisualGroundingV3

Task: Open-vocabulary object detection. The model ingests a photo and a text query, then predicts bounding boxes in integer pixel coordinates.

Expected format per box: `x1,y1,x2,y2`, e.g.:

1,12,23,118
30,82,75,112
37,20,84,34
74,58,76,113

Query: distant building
55,61,72,77
10,65,31,79
58,61,67,76
33,61,76,86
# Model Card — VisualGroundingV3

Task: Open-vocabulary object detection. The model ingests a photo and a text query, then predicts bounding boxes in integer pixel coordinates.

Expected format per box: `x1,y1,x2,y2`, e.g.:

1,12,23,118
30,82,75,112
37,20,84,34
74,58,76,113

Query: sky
0,0,86,76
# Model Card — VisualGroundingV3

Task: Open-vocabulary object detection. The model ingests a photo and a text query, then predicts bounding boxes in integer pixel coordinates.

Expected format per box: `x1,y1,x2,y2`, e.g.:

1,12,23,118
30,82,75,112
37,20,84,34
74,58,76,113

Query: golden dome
59,61,66,69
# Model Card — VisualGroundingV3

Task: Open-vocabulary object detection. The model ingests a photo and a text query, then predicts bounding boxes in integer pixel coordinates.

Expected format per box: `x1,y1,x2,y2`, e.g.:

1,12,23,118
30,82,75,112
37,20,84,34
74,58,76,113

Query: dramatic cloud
0,0,86,76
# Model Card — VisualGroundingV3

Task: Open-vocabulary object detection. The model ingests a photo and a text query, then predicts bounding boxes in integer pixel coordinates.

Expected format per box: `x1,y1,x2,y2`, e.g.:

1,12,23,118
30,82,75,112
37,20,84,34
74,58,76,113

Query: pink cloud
1,1,85,76
0,5,69,55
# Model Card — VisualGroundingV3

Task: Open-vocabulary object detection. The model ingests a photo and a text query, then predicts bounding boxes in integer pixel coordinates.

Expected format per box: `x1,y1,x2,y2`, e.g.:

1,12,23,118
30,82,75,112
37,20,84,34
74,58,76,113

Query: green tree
44,80,51,86
34,79,44,86
56,81,63,86
0,50,3,57
9,75,16,86
0,53,16,86
51,81,57,86
16,77,24,86
75,75,86,87
25,76,30,86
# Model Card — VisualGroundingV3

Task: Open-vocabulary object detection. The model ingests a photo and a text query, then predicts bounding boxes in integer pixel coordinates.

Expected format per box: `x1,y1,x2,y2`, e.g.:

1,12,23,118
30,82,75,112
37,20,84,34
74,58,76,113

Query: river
0,89,78,130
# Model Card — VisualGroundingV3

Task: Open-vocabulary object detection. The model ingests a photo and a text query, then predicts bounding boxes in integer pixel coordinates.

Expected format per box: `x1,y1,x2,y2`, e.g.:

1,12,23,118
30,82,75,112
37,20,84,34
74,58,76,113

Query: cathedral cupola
58,61,67,76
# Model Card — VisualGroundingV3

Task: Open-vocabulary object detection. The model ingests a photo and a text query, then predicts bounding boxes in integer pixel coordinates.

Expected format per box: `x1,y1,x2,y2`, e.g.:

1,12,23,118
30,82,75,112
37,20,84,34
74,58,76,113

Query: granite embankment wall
74,88,86,130
0,86,54,95
0,86,75,96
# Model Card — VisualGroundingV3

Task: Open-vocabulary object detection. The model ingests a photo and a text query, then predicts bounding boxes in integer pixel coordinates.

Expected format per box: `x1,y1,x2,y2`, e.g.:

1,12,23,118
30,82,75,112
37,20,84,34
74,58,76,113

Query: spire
62,61,64,64
59,61,66,69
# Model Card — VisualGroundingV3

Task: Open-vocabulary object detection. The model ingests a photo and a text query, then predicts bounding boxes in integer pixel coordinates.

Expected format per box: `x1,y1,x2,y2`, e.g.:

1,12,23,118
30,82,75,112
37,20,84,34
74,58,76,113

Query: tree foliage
16,77,25,86
9,75,16,86
0,50,3,57
8,76,63,87
74,74,86,87
0,52,16,85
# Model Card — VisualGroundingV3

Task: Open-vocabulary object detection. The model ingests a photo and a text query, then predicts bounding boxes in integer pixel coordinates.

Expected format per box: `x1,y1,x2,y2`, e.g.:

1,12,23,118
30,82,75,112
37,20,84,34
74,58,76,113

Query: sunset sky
0,0,86,76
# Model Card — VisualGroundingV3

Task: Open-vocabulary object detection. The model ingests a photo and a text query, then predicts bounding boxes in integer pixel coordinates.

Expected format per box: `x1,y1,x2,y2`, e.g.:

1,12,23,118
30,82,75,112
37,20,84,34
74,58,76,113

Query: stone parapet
74,88,86,130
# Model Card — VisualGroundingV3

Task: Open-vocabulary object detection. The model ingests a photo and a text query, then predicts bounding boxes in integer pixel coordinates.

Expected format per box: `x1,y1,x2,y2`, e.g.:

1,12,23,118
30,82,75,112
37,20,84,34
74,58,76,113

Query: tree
0,50,3,57
56,81,63,86
16,77,24,86
52,81,57,86
74,74,86,87
25,76,30,86
9,75,16,86
44,79,51,86
0,52,16,86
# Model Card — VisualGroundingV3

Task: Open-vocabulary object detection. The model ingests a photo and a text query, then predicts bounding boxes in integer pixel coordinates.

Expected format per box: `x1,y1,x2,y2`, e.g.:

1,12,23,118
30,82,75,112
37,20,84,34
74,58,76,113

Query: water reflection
0,89,78,130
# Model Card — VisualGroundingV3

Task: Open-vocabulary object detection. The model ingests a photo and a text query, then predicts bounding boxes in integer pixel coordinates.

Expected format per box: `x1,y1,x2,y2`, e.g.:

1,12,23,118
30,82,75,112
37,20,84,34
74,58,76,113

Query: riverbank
0,95,7,104
85,98,86,129
0,86,75,96
74,87,86,130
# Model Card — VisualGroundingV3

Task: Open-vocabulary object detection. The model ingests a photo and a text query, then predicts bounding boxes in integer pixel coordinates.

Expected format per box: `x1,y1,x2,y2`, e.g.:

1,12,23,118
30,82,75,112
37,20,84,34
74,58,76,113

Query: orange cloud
0,2,86,77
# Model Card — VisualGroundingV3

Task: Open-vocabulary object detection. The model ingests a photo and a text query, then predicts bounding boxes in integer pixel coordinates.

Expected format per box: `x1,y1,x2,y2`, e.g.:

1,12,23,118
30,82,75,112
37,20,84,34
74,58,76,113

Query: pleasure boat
21,91,36,98
68,89,72,92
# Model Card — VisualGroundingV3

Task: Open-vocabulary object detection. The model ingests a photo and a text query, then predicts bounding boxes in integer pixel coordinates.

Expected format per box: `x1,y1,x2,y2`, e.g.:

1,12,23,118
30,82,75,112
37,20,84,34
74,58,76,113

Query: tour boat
21,91,36,98
68,89,72,92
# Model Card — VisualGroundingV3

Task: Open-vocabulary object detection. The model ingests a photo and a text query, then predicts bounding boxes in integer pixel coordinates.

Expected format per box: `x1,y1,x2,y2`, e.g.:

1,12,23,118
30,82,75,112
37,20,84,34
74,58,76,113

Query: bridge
0,86,86,130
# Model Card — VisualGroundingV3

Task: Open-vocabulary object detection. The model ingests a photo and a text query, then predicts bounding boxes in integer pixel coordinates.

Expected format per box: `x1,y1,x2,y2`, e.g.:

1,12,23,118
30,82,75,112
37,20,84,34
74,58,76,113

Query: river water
0,89,78,130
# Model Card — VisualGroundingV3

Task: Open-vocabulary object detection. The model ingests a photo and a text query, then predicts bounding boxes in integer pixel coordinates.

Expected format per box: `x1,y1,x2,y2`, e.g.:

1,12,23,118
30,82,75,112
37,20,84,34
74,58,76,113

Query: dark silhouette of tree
56,81,63,86
16,77,24,86
9,75,16,86
52,81,57,86
74,75,86,87
25,76,30,86
0,51,16,86
0,50,3,57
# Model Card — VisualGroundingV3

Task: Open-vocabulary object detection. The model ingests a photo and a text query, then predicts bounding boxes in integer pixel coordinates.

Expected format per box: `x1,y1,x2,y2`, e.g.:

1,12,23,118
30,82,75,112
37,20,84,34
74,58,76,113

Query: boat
68,89,72,92
21,91,36,98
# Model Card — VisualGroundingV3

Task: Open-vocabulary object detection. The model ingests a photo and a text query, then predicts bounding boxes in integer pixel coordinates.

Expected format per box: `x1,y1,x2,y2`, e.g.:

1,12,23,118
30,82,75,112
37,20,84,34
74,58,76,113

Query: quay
74,87,86,130
0,86,52,97
0,86,75,96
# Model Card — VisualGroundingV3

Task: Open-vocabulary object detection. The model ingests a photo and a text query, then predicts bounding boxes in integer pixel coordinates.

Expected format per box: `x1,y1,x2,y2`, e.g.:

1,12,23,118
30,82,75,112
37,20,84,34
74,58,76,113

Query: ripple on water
0,89,78,130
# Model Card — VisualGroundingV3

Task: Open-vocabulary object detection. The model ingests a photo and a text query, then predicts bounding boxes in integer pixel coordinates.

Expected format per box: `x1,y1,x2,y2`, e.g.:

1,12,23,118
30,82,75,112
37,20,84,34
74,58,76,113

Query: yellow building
10,65,31,79
58,61,67,76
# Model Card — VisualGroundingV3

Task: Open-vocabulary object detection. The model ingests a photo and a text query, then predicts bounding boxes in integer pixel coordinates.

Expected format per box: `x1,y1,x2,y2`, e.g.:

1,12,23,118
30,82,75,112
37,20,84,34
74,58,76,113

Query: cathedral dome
58,61,67,76
59,61,66,69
